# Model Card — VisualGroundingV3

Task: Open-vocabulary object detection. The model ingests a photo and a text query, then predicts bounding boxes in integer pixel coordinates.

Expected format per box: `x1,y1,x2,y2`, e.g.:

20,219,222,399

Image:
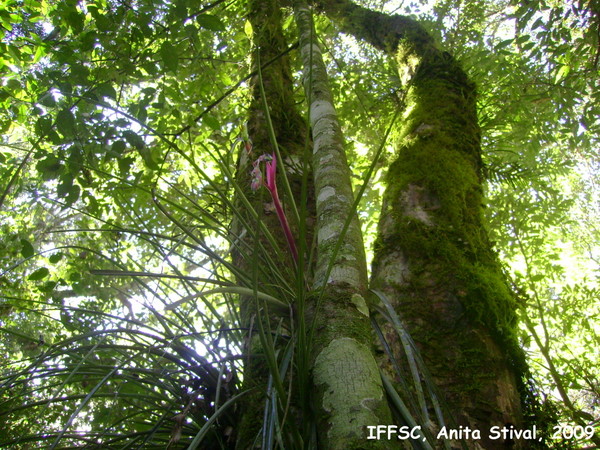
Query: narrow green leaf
555,64,570,83
244,20,253,38
495,38,514,50
187,391,251,449
531,17,545,29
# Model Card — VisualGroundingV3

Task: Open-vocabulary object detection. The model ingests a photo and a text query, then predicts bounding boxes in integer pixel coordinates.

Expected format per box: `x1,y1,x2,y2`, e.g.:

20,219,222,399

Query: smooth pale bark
293,2,395,448
314,1,528,448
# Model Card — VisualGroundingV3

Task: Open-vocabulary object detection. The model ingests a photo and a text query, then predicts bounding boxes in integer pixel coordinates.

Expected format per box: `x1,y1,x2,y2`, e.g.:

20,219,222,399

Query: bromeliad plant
251,153,298,264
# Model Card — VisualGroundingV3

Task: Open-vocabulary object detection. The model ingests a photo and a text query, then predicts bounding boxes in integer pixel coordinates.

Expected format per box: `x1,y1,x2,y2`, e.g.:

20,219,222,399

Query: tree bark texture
293,1,395,448
233,0,312,446
314,1,528,448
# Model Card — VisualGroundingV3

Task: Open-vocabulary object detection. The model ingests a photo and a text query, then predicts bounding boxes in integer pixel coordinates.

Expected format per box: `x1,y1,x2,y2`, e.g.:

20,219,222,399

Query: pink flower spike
265,153,277,194
249,152,297,263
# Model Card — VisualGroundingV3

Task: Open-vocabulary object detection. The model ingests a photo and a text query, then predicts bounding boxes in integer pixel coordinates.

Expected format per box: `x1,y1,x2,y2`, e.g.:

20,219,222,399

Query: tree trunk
293,1,395,448
233,0,311,446
314,1,528,448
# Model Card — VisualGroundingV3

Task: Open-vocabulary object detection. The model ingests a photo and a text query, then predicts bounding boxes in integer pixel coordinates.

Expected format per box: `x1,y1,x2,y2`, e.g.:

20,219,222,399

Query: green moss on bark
371,38,526,442
235,1,311,447
377,40,519,350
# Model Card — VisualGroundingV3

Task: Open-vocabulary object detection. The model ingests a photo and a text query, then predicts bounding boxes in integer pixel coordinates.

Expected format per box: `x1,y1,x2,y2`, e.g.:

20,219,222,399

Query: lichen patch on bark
313,338,385,439
317,185,337,203
351,294,370,317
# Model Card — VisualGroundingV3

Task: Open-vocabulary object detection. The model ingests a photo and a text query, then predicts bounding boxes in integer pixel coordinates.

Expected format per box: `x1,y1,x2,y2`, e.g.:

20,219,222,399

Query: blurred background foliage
0,0,598,447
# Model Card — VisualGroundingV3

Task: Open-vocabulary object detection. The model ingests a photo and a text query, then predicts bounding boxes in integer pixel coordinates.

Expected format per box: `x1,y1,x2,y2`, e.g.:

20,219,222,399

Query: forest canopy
0,0,598,448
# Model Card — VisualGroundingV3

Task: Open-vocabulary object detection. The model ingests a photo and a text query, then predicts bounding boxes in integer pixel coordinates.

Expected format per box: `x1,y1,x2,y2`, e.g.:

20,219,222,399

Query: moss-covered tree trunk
233,0,311,446
314,1,527,448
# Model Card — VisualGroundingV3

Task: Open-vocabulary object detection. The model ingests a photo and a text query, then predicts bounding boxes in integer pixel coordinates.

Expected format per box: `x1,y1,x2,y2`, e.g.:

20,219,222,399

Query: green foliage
0,0,598,448
0,0,253,446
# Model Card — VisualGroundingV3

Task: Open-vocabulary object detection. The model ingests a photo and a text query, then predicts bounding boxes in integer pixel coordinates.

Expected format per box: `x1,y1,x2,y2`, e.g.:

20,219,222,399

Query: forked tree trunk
235,1,530,448
235,1,395,448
